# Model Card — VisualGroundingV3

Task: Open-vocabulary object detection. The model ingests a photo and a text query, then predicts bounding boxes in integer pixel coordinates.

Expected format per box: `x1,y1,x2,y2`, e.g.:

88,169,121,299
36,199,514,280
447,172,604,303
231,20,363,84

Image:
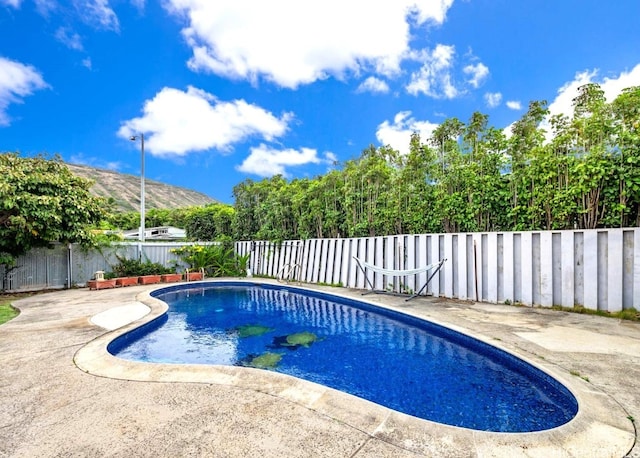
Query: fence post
67,243,72,289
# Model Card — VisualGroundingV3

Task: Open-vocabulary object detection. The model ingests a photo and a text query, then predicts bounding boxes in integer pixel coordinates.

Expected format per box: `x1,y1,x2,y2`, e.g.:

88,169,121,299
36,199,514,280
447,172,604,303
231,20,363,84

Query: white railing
236,228,640,312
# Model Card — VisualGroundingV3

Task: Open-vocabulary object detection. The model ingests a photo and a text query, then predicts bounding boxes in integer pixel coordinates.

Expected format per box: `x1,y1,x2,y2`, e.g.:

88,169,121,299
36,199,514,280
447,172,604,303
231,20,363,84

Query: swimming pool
108,282,578,432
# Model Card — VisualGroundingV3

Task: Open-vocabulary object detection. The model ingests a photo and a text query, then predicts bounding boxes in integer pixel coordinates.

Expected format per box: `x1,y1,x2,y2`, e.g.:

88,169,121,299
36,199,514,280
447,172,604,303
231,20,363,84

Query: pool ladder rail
277,263,302,284
184,267,206,281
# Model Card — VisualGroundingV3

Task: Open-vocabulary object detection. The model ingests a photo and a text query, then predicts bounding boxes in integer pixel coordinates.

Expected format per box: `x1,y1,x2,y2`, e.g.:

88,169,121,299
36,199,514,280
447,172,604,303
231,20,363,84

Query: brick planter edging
115,277,139,287
138,275,161,285
161,274,182,283
87,279,117,290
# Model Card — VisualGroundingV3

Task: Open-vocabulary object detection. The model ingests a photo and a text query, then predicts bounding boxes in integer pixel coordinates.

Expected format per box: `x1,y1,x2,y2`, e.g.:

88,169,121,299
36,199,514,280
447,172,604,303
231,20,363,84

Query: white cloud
406,47,491,99
0,0,21,7
484,92,502,108
406,44,458,98
376,111,439,154
118,86,292,157
526,64,640,141
408,0,454,24
81,57,92,70
74,0,119,32
237,144,333,177
325,151,338,164
506,100,521,110
600,64,640,99
34,0,56,15
535,64,640,138
502,121,515,140
464,62,489,88
547,65,640,120
70,153,125,172
30,0,118,29
545,69,596,120
55,27,84,51
356,76,390,94
0,57,49,126
130,0,144,12
165,0,455,88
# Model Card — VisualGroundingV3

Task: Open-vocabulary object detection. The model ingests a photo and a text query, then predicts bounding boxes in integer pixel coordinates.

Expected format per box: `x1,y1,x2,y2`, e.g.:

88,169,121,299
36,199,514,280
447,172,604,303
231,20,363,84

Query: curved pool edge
74,279,635,457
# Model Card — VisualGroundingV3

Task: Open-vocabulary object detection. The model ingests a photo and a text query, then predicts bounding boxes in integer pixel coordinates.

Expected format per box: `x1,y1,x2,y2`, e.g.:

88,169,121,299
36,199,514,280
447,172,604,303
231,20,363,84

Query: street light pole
129,134,145,242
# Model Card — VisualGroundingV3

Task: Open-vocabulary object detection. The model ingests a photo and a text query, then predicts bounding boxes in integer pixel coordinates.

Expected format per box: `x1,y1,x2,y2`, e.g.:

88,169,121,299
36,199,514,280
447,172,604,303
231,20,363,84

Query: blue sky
1,1,640,204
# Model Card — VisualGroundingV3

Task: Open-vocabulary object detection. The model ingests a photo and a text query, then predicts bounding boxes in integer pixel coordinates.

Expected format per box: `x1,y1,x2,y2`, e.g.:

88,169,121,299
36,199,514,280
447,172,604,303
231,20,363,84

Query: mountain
66,163,215,212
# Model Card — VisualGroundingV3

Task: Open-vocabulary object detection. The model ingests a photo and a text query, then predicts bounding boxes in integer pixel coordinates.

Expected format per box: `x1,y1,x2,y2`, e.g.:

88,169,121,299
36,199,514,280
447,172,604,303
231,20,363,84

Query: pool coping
74,279,635,457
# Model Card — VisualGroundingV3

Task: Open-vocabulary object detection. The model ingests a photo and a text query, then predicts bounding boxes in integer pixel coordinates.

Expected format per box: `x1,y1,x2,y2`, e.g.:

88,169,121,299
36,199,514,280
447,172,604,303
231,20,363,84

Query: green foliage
234,252,250,274
549,304,639,321
207,246,246,277
617,308,640,321
0,153,105,269
171,244,216,270
315,281,344,288
0,302,19,325
0,293,36,324
430,120,510,233
101,210,139,231
183,203,235,240
233,175,298,241
111,255,173,277
569,369,589,382
171,244,247,277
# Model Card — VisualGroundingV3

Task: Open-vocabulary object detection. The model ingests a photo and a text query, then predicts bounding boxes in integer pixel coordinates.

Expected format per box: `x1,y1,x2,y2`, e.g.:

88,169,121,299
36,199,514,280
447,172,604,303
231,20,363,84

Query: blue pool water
108,282,578,432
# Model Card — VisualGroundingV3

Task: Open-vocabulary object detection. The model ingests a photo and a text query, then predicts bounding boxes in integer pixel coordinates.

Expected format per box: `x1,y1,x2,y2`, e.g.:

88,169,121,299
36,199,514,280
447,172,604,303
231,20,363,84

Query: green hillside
67,163,215,212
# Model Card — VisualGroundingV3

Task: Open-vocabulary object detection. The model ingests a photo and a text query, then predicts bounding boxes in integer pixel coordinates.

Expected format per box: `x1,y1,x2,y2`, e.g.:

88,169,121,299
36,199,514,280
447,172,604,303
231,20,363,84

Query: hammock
353,256,446,301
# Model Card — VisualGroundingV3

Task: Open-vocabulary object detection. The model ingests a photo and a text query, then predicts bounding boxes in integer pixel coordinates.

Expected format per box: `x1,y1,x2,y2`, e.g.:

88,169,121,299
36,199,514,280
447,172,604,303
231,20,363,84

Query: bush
112,255,173,277
171,244,249,277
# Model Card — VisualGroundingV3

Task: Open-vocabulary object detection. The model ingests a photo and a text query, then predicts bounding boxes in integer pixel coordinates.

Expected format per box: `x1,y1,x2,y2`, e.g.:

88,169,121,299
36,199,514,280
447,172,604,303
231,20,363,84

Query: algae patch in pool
271,332,322,349
233,324,275,338
238,352,283,369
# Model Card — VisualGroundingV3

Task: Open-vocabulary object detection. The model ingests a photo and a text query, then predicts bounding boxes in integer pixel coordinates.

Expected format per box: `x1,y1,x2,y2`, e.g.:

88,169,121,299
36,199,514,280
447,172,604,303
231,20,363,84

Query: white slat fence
1,229,638,313
237,228,640,312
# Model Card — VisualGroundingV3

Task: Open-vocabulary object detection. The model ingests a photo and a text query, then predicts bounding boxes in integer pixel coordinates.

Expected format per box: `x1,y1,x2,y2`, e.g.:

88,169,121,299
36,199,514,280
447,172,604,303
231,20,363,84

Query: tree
342,145,396,237
184,203,235,241
394,133,439,234
252,175,296,241
506,100,550,230
0,153,105,269
102,210,139,230
610,86,640,226
430,117,464,173
224,86,640,238
570,83,616,229
231,179,261,240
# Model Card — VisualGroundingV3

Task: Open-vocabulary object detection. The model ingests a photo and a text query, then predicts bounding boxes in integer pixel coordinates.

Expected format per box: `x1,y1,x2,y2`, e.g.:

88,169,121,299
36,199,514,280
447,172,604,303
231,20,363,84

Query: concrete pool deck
0,279,638,457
